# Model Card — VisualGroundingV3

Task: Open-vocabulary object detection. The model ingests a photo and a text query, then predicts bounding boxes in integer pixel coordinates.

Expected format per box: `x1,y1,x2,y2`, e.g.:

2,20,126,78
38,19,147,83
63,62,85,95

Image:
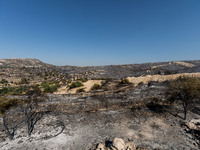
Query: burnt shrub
146,96,168,113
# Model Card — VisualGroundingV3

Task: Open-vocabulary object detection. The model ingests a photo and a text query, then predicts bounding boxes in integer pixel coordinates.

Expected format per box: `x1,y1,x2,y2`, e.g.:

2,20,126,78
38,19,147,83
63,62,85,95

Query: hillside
0,59,200,150
1,58,200,80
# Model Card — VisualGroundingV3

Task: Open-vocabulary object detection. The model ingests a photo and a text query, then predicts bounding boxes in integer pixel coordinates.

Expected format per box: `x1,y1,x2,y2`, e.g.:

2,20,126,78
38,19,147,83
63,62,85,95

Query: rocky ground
0,105,200,150
1,59,200,150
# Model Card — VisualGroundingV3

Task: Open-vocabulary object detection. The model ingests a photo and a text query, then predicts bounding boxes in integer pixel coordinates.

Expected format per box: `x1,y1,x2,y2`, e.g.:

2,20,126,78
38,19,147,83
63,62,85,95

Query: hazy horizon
1,57,200,67
1,0,200,66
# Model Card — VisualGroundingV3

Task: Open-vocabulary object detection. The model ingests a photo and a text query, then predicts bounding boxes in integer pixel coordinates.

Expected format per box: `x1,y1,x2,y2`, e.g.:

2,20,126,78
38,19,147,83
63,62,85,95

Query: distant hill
0,58,54,68
62,60,200,79
0,58,200,79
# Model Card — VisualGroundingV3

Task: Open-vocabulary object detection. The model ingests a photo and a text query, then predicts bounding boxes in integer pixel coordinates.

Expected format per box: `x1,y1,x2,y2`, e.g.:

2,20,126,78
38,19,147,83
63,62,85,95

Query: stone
96,143,105,150
125,142,136,150
112,138,125,150
185,122,197,130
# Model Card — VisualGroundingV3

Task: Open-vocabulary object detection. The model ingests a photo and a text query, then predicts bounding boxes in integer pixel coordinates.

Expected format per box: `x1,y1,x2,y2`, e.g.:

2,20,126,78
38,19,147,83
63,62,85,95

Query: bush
76,88,86,93
101,78,111,86
69,81,83,89
19,78,29,84
31,84,40,89
44,85,57,93
0,79,8,84
91,83,102,90
0,87,29,96
62,79,66,84
41,81,58,93
80,78,88,83
119,78,130,84
67,79,72,84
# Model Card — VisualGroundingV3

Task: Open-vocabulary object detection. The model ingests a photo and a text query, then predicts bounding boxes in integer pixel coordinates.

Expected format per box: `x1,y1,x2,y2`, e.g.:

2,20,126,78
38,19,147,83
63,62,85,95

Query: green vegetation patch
91,83,102,90
69,81,83,89
0,79,8,84
41,81,60,93
0,86,29,96
80,78,88,82
76,88,86,93
19,78,29,84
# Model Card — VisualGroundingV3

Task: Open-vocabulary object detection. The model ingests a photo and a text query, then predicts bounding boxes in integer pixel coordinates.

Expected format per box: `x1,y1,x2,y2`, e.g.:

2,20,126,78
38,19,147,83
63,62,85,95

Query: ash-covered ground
0,106,199,150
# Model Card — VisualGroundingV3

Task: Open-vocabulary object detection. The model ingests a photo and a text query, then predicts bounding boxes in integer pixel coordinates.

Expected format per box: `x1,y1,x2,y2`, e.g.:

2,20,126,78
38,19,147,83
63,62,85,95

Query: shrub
101,78,111,86
69,81,83,89
67,79,72,84
76,88,86,93
19,78,29,84
62,79,66,84
119,78,130,84
41,81,59,93
0,86,29,96
31,84,40,89
91,83,102,90
80,78,88,83
0,79,8,84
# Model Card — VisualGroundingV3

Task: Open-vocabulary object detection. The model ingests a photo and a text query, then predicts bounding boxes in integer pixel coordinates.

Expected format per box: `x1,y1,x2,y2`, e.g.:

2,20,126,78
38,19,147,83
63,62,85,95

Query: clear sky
0,0,200,66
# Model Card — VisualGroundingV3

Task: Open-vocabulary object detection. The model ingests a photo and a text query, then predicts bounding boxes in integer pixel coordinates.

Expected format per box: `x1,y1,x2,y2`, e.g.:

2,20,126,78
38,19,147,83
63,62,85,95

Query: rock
125,142,136,150
112,138,125,150
185,122,197,130
96,143,105,150
185,120,200,132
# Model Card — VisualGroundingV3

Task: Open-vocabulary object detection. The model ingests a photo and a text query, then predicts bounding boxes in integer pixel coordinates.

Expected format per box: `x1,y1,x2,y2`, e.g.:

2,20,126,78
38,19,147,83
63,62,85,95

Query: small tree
22,88,45,136
3,107,24,140
167,76,200,120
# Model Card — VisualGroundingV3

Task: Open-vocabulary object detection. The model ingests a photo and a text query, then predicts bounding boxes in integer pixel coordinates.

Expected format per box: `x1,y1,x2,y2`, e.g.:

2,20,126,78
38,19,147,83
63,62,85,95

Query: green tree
167,76,200,120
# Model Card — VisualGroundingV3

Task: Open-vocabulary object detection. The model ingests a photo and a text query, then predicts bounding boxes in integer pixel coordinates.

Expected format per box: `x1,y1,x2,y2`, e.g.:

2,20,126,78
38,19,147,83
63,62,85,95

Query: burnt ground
0,106,199,150
0,83,200,150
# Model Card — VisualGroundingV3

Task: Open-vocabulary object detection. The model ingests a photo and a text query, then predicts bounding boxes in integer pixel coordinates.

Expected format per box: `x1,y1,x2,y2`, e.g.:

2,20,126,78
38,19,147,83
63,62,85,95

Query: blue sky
0,0,200,66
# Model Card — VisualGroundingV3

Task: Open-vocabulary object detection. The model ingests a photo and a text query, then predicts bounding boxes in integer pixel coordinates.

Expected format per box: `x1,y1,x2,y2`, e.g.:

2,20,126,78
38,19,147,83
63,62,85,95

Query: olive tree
166,76,200,120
